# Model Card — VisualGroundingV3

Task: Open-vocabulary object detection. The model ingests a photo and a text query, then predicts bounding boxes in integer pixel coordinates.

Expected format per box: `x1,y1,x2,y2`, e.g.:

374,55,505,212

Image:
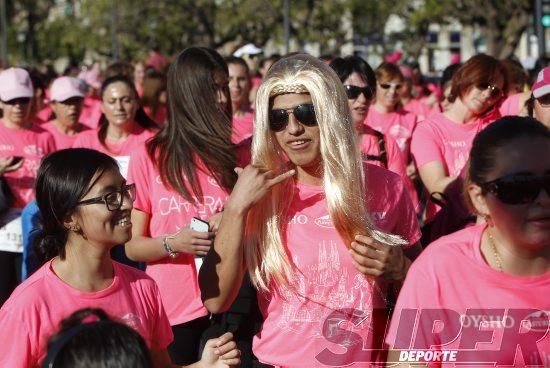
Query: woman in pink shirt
125,47,240,365
330,56,419,211
73,75,158,179
368,62,418,169
0,68,56,305
226,56,255,144
200,54,423,367
0,148,239,368
386,116,550,366
411,54,507,220
42,76,90,150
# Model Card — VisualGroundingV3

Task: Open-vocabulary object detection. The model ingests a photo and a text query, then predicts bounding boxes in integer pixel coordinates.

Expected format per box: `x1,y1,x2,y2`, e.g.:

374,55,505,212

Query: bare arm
125,209,214,263
417,161,456,195
150,332,240,367
199,166,295,314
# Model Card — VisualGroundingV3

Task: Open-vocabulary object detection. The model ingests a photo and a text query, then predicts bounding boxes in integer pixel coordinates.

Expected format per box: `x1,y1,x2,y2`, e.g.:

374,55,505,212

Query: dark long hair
147,46,237,202
43,308,152,368
34,148,120,263
98,75,158,149
329,55,376,88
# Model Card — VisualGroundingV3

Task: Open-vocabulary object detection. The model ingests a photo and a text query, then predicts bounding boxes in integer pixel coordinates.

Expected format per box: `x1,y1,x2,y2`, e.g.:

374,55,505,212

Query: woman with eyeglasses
386,116,550,366
125,47,247,365
330,56,419,211
411,54,507,221
0,148,240,368
0,68,56,306
527,66,550,128
200,54,422,367
73,75,158,179
368,62,418,169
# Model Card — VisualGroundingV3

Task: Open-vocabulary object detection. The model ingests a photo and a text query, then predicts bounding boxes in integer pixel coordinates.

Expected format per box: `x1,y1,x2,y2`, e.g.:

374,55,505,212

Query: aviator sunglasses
269,103,317,131
480,174,550,205
344,85,374,100
475,82,503,99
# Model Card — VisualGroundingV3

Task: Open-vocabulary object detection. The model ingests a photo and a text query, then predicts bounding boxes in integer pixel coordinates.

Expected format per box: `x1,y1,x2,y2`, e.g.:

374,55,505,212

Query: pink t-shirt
126,145,232,325
366,107,417,164
404,98,432,121
231,109,254,144
498,93,523,117
73,126,155,179
42,121,91,150
385,224,549,367
411,112,488,178
80,96,102,129
0,122,56,209
253,163,421,367
359,127,406,176
359,129,420,212
411,112,493,220
0,260,173,367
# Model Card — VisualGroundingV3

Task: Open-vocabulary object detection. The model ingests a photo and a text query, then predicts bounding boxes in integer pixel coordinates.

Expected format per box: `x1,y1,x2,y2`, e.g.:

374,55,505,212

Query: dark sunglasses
3,97,31,105
379,83,402,90
269,103,317,131
480,174,550,205
475,82,502,99
76,183,136,211
57,97,84,105
536,94,550,107
344,85,374,100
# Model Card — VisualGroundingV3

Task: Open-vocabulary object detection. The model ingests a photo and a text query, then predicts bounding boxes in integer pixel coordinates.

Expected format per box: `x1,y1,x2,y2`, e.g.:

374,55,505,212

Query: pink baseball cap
532,67,550,98
50,77,85,102
0,67,34,101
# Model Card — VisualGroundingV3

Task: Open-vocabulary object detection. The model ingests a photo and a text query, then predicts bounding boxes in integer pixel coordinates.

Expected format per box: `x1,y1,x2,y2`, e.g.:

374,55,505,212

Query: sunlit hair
247,54,406,291
449,54,508,103
375,62,404,83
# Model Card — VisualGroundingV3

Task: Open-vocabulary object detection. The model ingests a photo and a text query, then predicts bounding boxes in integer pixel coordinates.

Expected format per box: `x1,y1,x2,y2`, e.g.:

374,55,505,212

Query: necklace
487,231,503,272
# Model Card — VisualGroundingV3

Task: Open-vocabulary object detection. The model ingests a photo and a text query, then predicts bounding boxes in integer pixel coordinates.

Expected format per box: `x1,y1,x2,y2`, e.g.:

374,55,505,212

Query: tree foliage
1,0,538,65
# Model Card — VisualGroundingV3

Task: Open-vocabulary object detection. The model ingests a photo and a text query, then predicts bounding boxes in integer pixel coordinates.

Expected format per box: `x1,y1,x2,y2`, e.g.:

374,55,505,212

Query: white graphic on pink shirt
314,214,334,228
207,176,220,188
275,240,376,339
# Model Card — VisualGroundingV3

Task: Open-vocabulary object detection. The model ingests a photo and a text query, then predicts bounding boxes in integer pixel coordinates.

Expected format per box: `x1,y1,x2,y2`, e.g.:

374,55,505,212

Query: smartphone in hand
190,217,209,232
190,217,210,270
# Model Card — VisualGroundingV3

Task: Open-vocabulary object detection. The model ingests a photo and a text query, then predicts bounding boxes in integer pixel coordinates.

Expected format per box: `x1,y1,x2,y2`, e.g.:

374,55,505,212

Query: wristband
162,236,179,259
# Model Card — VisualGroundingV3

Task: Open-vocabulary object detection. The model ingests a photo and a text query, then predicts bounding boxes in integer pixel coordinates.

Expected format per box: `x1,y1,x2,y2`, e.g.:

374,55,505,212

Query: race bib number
115,156,130,179
0,208,23,253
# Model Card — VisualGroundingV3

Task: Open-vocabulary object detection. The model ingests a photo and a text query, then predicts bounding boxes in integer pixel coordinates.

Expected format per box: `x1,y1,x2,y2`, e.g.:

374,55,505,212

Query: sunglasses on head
480,174,550,205
475,82,502,99
379,82,402,90
536,94,550,107
3,97,31,105
269,103,317,131
344,85,374,100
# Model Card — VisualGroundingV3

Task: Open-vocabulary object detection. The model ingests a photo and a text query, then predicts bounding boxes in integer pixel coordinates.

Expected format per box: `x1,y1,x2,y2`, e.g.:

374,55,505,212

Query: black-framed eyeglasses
344,85,374,100
536,94,550,107
268,103,317,131
3,97,31,105
475,82,503,99
76,183,136,211
479,174,550,205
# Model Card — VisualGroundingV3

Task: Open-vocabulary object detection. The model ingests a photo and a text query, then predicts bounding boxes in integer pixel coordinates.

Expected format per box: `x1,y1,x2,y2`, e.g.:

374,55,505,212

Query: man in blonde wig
200,54,422,367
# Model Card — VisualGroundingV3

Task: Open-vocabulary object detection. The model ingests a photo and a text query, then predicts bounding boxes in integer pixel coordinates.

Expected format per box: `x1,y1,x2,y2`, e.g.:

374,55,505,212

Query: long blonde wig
246,54,407,292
